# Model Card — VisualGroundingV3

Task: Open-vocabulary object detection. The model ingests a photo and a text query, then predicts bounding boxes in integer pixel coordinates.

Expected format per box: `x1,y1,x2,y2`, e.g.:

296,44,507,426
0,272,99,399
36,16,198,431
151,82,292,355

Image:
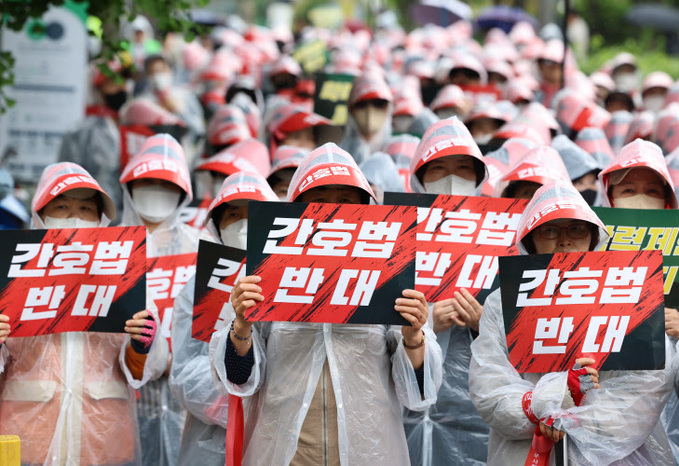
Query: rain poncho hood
552,88,611,138
599,139,678,209
267,103,333,154
409,116,488,193
496,145,570,197
120,133,192,199
515,180,609,254
120,98,186,127
205,170,278,242
287,142,376,202
359,152,405,195
653,103,679,154
624,111,655,146
33,162,117,226
575,127,614,168
604,110,634,153
551,134,602,181
197,139,270,178
340,72,395,164
268,145,308,178
206,105,252,149
481,138,537,196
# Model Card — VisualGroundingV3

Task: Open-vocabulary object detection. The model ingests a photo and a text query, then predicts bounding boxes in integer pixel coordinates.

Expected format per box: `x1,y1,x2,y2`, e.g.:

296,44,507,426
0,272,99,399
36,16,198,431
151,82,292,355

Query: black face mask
104,90,128,111
579,189,598,206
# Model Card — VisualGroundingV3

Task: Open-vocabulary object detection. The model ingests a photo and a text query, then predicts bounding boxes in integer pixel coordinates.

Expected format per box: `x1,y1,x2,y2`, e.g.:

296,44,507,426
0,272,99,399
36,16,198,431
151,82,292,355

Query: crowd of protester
2,10,679,466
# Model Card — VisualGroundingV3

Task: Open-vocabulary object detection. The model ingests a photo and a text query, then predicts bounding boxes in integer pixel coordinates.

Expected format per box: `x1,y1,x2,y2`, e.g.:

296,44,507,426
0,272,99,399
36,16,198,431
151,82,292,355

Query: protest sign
147,253,197,346
499,250,665,373
593,206,679,307
384,192,528,303
246,201,417,325
293,39,328,74
0,226,146,336
193,241,246,342
314,73,355,126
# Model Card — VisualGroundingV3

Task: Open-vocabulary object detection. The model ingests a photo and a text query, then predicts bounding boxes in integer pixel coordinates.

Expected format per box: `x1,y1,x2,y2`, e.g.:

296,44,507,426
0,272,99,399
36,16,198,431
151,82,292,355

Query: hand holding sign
230,275,263,356
125,309,157,350
665,307,679,339
0,314,9,343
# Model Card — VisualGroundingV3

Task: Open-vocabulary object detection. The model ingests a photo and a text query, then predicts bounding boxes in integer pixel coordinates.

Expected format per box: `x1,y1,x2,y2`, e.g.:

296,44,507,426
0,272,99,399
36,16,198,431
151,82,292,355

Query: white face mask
353,106,388,138
614,72,639,93
424,173,477,196
132,185,182,223
149,72,173,91
614,194,665,210
43,216,99,229
643,95,665,113
220,218,248,250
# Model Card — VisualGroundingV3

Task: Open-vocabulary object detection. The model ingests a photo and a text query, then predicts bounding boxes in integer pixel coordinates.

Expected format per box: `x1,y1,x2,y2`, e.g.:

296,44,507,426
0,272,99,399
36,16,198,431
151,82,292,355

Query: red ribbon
525,424,555,466
225,394,244,466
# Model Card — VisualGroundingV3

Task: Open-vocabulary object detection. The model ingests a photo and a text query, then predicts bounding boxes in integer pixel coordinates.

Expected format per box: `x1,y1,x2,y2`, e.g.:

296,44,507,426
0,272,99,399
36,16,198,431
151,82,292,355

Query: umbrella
625,4,679,32
476,5,539,33
411,0,473,27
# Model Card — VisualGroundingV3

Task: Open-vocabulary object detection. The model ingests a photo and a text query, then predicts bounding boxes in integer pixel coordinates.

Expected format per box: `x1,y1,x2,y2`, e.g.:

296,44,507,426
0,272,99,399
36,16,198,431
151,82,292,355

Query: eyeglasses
536,222,591,240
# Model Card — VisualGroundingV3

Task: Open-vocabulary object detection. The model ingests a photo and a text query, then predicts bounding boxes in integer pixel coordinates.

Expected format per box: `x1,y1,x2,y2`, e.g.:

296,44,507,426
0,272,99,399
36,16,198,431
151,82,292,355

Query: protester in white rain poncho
210,142,442,465
0,162,167,465
599,139,679,462
340,71,394,164
169,171,278,466
359,152,404,204
402,117,491,465
119,134,202,466
470,180,676,465
551,134,603,206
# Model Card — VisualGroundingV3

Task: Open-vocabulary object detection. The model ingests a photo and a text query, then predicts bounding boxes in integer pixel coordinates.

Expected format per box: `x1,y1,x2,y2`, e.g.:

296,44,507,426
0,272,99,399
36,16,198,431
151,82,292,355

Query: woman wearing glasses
469,180,675,465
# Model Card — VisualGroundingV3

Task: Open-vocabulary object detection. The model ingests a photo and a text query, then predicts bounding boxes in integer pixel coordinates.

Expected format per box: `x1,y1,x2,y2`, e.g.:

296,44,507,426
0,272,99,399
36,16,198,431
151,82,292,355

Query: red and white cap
599,139,677,208
590,71,615,93
201,50,239,82
119,98,186,126
642,71,673,96
430,84,468,112
516,180,609,254
195,148,260,178
393,91,424,117
267,103,332,153
496,145,570,197
208,171,278,217
270,55,303,78
269,145,308,177
198,139,270,178
120,133,192,200
207,105,252,147
623,111,654,145
181,41,209,72
33,162,116,221
348,71,394,106
410,117,487,190
492,119,551,146
553,89,611,135
287,142,375,203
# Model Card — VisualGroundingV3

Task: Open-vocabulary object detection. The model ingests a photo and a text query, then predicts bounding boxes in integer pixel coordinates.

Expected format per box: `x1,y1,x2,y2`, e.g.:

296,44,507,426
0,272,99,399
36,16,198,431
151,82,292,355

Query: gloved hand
567,357,600,406
0,314,9,345
125,310,158,354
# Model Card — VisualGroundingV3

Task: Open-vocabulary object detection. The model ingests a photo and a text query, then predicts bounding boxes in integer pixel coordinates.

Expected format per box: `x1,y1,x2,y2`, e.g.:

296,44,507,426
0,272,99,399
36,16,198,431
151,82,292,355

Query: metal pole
562,0,570,89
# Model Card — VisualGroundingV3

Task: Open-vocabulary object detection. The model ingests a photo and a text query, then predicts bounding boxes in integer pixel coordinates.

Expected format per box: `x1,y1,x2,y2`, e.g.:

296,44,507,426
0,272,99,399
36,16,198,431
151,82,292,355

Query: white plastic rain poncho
469,181,676,465
401,117,490,465
339,71,394,164
0,162,167,465
58,112,123,220
119,134,202,466
169,171,278,466
209,143,443,466
359,152,405,203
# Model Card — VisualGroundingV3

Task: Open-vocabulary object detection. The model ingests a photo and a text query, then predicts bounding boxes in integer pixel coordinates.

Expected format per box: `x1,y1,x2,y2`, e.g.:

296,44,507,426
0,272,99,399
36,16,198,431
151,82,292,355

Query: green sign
293,39,328,75
314,73,355,126
593,206,679,307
